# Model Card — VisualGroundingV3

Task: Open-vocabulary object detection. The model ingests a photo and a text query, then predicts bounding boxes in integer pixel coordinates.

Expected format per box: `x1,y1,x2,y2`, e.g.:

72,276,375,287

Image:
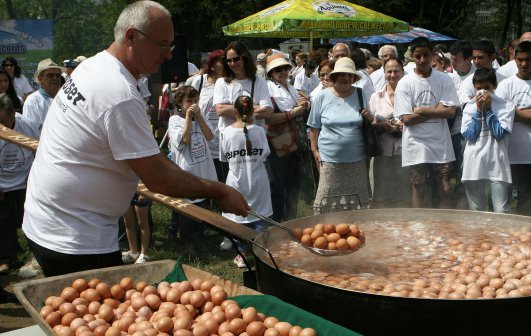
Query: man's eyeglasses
3,64,14,68
273,66,291,73
45,73,62,79
135,29,175,53
319,73,330,78
225,56,241,64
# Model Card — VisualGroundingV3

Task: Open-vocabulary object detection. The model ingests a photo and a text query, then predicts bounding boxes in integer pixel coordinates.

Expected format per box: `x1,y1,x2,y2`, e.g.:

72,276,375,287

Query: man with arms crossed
22,1,249,277
394,37,460,209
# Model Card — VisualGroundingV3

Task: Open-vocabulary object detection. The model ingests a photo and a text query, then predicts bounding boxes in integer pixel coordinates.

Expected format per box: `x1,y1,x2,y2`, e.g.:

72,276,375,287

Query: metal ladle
249,210,363,257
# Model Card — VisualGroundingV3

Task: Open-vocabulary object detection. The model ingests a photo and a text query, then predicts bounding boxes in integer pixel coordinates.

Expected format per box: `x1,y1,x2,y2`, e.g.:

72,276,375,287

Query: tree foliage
1,0,527,62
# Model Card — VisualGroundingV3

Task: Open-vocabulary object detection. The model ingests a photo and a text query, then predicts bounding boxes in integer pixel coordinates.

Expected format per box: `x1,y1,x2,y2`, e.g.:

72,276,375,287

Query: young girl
167,86,217,246
220,95,272,268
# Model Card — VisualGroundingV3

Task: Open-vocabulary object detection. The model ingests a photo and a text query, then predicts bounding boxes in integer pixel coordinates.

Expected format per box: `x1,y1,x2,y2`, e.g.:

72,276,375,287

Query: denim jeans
464,180,510,213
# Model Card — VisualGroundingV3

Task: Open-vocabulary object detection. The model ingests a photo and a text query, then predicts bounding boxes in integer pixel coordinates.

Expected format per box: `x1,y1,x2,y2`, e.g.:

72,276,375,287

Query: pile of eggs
275,220,531,299
40,277,318,336
293,223,365,251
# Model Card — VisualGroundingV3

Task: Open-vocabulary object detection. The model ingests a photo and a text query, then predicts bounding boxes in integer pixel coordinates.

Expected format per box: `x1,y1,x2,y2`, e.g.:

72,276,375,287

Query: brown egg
72,298,89,306
98,304,114,322
327,242,337,250
189,291,206,308
229,318,247,335
56,326,75,336
154,316,173,333
242,307,257,323
40,305,54,318
274,322,292,336
82,314,95,323
224,304,242,321
165,288,182,304
202,318,220,334
70,317,87,331
300,234,312,246
45,296,57,306
302,227,313,235
246,321,266,336
335,223,350,236
72,279,89,293
75,326,90,336
313,237,328,249
173,316,191,330
174,330,194,336
336,239,349,251
346,236,361,250
142,285,158,297
145,294,162,310
60,302,77,316
95,282,112,299
62,287,80,302
52,297,67,310
104,326,121,336
289,326,303,336
93,325,108,336
326,233,340,243
84,289,101,303
263,317,279,329
87,301,101,315
299,328,317,336
62,312,79,326
265,328,281,336
120,277,134,291
349,225,360,237
177,281,193,293
131,296,148,311
88,279,101,289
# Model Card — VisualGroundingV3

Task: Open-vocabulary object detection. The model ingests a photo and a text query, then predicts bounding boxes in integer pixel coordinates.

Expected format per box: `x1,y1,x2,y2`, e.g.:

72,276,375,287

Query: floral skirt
313,160,369,214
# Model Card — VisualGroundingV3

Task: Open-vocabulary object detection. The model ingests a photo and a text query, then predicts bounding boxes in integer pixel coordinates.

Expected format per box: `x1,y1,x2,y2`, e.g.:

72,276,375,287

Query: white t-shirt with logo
22,51,160,255
461,94,515,182
394,69,460,166
168,114,217,204
495,75,531,164
220,124,272,223
192,74,220,159
23,90,53,130
0,113,40,192
213,76,272,131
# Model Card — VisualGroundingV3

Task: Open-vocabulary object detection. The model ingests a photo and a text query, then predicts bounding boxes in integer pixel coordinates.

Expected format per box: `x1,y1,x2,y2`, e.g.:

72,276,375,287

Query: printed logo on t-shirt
0,143,25,172
512,91,531,109
415,90,437,108
62,78,86,106
188,132,208,165
225,147,265,160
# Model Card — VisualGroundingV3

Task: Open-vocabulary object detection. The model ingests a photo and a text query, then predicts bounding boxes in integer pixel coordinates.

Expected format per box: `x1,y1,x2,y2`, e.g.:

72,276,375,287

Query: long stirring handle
248,210,295,238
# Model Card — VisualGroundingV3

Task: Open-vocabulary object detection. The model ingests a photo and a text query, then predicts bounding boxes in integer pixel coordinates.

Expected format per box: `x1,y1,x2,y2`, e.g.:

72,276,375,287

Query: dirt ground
0,273,42,333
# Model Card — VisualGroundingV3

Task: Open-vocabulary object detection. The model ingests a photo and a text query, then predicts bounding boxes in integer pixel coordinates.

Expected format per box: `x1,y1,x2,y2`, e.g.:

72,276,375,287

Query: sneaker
220,237,233,250
233,255,246,268
135,254,149,264
122,251,139,264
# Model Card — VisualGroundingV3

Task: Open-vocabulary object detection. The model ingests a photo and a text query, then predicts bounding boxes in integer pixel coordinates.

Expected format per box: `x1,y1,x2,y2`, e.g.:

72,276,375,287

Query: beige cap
266,54,292,74
34,58,65,84
329,57,362,81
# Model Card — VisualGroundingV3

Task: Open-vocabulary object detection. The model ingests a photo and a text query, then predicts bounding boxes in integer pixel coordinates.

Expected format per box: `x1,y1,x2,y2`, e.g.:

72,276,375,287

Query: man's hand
213,185,250,217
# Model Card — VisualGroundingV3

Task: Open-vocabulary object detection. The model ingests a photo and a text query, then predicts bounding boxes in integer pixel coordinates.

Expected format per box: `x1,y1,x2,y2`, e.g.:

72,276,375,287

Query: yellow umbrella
223,0,409,49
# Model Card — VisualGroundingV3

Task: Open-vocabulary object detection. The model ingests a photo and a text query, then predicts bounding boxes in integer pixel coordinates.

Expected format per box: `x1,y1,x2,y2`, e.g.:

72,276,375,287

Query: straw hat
75,55,87,63
266,54,292,74
329,57,362,81
34,58,65,84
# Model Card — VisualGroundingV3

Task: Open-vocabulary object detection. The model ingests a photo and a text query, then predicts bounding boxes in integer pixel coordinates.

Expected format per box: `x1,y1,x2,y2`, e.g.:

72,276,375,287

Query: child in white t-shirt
220,95,272,268
461,68,515,213
167,86,217,247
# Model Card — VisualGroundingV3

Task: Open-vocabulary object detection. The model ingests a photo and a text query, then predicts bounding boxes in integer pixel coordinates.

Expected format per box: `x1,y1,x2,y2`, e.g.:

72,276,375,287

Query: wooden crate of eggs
13,260,318,336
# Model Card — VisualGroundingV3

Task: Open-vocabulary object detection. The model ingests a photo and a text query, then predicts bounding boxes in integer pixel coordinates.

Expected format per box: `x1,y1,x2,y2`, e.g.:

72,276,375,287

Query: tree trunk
498,0,516,49
5,0,16,19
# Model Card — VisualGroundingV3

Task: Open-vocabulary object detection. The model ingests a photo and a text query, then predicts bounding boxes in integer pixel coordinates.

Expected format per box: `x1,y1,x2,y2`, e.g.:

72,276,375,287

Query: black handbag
357,88,382,157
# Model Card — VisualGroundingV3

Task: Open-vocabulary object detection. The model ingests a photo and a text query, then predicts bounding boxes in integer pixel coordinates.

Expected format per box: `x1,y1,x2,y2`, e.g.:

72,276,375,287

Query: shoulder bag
357,87,382,157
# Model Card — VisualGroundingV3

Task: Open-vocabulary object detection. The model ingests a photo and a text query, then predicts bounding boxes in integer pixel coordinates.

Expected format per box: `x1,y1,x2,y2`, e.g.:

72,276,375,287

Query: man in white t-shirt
497,32,531,78
22,1,249,277
23,59,64,130
495,41,531,215
394,37,460,209
458,40,508,106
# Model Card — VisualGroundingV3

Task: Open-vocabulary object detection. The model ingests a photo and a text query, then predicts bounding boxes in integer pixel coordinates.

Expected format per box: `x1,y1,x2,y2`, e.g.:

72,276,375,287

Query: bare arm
126,153,249,216
401,114,432,126
515,107,531,125
266,106,306,125
253,104,273,121
309,127,321,170
413,103,456,119
215,103,235,118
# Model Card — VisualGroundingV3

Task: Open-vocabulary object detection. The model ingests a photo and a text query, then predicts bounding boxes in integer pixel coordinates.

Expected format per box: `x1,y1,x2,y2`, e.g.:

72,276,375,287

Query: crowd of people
0,0,529,287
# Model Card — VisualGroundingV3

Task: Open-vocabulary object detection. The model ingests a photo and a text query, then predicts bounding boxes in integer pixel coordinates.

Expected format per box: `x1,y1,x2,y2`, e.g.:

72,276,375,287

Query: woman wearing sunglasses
265,54,310,222
309,59,335,104
2,57,34,101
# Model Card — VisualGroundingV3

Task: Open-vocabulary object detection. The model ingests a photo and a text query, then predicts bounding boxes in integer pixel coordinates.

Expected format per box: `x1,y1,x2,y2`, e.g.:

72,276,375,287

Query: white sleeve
213,78,230,106
439,75,460,107
22,95,42,128
104,99,159,160
293,73,304,91
458,76,475,105
393,79,412,118
20,76,34,95
254,77,273,109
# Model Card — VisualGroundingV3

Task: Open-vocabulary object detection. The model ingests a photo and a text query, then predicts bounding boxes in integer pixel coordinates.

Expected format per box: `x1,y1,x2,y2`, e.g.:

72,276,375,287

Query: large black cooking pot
250,209,531,336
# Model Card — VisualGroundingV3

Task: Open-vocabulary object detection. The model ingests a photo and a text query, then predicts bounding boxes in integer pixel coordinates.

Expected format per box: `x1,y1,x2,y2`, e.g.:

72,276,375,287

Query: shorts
130,193,152,207
410,162,453,185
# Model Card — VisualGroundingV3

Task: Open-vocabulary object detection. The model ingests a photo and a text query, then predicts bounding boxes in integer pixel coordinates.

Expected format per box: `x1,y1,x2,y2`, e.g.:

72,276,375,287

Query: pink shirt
369,85,402,157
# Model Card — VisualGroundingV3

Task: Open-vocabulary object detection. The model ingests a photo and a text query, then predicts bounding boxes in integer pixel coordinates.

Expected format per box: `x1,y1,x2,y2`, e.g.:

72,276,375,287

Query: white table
0,325,46,335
